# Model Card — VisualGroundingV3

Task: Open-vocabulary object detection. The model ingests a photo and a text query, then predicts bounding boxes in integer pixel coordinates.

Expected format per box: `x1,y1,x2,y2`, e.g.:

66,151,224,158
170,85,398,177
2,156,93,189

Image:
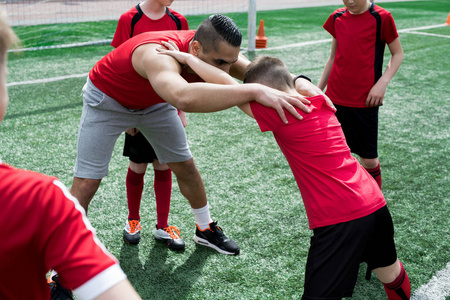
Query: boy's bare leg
374,259,401,283
375,259,411,300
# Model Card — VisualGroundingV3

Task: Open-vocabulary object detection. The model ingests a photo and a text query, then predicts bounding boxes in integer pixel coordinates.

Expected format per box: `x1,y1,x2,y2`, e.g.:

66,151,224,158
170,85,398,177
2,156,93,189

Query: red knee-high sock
126,167,145,220
383,261,411,300
366,162,382,188
154,169,172,229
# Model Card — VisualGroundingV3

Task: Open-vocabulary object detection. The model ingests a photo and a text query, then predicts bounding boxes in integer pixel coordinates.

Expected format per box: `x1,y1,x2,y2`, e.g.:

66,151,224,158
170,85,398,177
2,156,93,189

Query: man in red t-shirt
318,0,404,189
71,14,314,256
156,47,410,299
0,11,141,300
112,0,190,250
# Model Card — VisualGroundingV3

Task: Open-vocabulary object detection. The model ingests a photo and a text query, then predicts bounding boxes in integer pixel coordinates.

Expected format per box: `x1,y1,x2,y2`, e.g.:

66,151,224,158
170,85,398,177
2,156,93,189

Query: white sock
192,203,213,230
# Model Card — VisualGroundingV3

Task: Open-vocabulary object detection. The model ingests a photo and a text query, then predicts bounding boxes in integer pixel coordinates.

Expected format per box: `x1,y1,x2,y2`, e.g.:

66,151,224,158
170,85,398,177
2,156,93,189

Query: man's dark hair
194,14,242,53
244,56,294,92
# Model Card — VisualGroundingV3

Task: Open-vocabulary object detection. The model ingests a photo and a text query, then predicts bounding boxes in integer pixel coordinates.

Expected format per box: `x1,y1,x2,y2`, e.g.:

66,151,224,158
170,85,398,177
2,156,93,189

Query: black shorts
123,131,158,164
334,104,379,159
302,206,397,299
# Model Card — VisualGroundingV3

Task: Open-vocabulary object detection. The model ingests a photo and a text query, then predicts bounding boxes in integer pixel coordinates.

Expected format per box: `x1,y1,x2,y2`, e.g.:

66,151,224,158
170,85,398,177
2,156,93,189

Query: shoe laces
163,226,181,239
128,220,141,233
209,221,224,237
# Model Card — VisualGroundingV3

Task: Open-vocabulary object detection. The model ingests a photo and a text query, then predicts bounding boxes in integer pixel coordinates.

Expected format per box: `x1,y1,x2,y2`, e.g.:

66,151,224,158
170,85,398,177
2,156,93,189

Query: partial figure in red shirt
318,0,404,189
111,0,189,250
156,44,410,299
0,11,141,300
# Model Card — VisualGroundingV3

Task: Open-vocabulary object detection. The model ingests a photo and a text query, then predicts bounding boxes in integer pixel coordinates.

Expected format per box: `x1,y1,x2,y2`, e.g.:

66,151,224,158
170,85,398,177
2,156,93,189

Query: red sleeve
111,15,132,48
181,16,189,30
40,180,117,290
382,12,399,44
323,13,336,38
169,9,189,30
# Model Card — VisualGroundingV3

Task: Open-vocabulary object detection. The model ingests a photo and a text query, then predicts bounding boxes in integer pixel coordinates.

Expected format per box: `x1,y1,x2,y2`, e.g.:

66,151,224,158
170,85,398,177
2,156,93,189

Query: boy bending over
157,44,410,299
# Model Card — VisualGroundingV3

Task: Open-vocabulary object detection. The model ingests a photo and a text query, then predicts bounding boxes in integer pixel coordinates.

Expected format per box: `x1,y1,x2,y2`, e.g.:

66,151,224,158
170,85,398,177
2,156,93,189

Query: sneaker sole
123,238,140,245
193,235,240,255
123,230,140,245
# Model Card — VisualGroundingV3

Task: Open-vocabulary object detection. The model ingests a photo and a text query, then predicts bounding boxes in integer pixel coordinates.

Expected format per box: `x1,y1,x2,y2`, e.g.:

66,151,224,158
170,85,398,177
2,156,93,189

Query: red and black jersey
111,5,189,48
323,3,399,107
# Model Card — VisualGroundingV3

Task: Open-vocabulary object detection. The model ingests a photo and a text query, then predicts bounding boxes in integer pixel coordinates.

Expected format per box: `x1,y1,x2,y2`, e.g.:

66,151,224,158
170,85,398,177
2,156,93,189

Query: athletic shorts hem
73,171,107,180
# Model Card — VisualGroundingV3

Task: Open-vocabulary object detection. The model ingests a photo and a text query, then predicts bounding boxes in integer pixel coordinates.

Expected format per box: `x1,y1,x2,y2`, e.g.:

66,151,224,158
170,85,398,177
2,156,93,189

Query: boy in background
112,0,189,249
156,43,410,299
0,11,141,300
318,0,404,188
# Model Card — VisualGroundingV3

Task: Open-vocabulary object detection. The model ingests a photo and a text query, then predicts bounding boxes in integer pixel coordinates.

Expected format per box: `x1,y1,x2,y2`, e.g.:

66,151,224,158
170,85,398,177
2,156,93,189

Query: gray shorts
74,77,192,179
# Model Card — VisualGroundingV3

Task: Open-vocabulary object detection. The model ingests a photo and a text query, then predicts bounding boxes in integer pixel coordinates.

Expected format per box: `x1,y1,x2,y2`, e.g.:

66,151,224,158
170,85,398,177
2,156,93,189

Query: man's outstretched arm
135,42,308,123
154,42,302,122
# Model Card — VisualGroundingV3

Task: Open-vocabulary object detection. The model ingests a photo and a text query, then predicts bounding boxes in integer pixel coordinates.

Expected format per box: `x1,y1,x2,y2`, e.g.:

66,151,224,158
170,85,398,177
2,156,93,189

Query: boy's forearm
380,51,403,85
185,55,237,86
318,38,336,90
381,38,404,85
318,58,333,91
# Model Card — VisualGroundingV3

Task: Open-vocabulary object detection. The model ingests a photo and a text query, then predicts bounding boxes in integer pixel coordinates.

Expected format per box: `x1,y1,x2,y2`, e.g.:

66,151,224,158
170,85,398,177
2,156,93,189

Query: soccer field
3,1,450,299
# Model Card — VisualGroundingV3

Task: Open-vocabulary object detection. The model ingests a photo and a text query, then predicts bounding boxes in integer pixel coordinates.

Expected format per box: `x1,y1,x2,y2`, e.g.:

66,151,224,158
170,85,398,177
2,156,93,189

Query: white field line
401,31,450,39
248,38,332,52
6,23,449,87
411,262,450,300
6,73,88,87
398,23,447,32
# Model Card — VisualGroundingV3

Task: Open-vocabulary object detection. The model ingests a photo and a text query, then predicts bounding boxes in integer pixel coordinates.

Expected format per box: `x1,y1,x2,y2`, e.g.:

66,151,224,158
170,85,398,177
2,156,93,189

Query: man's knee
168,159,198,177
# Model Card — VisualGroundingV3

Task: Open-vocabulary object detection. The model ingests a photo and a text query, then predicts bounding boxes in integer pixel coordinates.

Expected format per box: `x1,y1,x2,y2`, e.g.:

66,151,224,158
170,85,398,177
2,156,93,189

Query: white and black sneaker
193,221,240,255
154,225,185,251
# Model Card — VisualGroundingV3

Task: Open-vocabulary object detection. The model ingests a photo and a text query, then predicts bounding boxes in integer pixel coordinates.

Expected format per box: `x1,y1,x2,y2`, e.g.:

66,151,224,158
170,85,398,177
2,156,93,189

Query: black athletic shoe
123,219,141,245
193,221,240,255
48,274,73,300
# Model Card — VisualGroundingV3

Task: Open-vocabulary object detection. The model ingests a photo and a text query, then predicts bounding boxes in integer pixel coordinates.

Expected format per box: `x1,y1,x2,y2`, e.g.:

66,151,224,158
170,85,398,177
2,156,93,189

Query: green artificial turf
2,1,449,299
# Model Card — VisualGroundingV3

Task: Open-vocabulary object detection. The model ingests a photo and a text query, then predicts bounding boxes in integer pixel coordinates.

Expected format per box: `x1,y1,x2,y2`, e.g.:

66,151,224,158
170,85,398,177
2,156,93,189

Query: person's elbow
169,92,196,112
397,50,404,64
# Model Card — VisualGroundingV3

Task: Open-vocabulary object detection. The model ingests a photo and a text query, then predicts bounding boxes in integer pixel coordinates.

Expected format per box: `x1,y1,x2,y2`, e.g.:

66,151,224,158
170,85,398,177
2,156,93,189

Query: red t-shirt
323,4,399,107
111,6,189,48
90,30,201,109
0,163,125,299
250,95,386,229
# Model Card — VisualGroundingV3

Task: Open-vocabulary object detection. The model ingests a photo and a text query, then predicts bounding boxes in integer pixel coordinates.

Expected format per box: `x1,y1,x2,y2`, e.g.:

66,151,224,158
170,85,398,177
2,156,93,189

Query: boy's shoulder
118,5,139,20
167,7,186,18
330,7,348,17
372,4,394,17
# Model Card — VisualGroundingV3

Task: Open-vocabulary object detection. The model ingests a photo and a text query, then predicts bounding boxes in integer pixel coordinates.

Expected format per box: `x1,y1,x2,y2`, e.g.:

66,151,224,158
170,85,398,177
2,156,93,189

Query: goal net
2,0,251,50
